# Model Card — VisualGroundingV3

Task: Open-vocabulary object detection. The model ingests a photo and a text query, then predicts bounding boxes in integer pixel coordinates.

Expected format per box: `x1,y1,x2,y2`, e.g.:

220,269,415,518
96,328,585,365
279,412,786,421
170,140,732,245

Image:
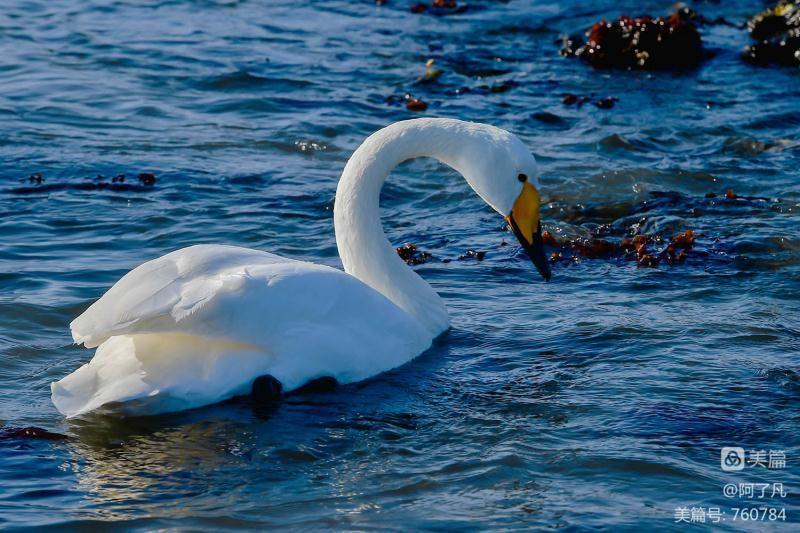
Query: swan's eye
517,173,528,183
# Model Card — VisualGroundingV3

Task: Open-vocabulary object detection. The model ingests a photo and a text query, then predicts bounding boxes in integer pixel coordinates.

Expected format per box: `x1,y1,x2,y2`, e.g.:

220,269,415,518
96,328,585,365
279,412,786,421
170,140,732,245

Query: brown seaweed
410,1,467,15
542,225,699,269
396,243,434,265
405,98,428,112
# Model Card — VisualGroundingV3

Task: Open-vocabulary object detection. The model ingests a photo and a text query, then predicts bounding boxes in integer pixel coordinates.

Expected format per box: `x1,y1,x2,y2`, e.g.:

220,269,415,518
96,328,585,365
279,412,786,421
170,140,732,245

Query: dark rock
748,2,800,40
743,2,800,67
560,9,704,69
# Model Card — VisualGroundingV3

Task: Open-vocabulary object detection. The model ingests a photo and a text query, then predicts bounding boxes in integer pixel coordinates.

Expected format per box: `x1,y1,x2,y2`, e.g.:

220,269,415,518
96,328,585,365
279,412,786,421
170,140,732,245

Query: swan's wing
70,244,308,348
70,244,429,361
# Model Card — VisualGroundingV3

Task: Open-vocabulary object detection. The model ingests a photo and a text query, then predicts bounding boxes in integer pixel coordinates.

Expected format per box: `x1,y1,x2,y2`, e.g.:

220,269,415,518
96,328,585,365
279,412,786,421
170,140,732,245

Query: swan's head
452,122,551,281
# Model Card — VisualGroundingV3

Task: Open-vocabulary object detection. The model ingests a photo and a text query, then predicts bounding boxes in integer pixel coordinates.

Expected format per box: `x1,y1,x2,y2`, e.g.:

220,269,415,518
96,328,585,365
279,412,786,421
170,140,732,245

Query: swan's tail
51,333,271,418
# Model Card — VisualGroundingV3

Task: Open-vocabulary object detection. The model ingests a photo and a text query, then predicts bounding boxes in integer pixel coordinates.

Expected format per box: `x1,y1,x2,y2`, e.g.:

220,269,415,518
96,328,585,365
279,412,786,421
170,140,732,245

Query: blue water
1,0,799,529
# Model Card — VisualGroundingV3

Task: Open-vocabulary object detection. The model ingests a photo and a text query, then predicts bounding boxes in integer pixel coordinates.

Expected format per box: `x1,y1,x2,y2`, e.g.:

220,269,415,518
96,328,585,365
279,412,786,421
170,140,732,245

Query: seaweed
543,227,697,269
410,1,468,16
137,172,157,185
459,249,487,261
593,97,618,109
562,93,617,110
406,98,428,111
9,172,159,194
416,59,443,84
385,93,429,111
396,243,434,265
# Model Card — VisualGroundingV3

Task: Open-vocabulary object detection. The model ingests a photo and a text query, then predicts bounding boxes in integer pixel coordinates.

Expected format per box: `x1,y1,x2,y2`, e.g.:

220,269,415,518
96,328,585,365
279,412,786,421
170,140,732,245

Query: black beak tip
540,264,552,282
532,253,552,282
508,217,552,282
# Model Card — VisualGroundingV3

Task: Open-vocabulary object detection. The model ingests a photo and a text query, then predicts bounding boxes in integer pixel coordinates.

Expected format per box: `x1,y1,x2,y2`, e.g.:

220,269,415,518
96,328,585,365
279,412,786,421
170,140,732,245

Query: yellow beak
505,182,551,281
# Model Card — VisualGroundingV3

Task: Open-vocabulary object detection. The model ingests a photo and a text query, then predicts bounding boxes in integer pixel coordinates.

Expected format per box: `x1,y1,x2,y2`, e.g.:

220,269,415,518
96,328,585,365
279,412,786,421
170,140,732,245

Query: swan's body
52,118,548,418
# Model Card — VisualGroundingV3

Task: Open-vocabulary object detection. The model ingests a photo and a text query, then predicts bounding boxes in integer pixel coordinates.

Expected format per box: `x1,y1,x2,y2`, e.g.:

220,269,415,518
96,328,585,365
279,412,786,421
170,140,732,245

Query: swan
51,118,551,418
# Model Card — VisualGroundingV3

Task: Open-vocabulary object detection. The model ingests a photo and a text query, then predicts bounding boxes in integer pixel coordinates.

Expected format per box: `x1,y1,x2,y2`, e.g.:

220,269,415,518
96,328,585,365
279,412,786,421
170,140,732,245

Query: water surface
1,0,799,529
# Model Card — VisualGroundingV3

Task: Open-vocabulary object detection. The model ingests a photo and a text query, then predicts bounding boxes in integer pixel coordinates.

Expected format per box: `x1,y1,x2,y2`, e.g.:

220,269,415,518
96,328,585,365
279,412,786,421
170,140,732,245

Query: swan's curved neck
334,119,484,337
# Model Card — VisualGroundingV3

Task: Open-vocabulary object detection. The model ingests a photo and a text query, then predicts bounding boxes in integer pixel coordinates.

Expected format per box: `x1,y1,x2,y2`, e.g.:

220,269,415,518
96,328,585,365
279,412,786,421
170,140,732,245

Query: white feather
54,245,428,417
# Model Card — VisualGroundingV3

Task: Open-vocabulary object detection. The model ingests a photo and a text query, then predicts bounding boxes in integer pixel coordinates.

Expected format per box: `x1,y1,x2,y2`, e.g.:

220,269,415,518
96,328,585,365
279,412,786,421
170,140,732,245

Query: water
1,0,799,529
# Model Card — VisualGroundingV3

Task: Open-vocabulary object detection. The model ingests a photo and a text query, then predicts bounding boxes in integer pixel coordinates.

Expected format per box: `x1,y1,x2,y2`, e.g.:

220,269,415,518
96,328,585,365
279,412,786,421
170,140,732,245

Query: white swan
51,118,551,418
